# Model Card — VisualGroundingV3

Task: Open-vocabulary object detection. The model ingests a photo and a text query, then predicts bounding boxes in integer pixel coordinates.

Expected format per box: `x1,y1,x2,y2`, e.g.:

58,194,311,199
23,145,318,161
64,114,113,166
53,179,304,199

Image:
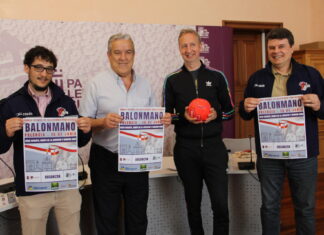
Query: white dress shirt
79,69,156,152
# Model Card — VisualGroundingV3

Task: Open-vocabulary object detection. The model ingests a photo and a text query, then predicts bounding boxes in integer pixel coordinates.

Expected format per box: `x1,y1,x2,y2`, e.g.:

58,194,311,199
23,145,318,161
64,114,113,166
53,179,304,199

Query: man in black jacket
239,28,324,235
0,46,91,235
164,28,234,235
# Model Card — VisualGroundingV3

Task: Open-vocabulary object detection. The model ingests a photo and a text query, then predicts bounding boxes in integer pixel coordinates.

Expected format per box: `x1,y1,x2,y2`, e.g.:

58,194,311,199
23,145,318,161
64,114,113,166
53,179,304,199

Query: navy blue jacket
0,81,91,196
164,63,234,139
239,59,324,158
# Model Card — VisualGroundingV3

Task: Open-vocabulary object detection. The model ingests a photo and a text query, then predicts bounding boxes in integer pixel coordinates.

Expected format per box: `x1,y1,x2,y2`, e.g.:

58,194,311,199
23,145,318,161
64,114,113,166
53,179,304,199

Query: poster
257,95,307,159
23,117,78,191
118,107,165,172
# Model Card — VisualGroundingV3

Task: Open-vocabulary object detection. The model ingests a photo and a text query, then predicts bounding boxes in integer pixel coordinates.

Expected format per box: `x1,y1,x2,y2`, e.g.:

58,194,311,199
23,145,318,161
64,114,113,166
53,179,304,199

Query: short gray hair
178,28,201,43
107,33,135,52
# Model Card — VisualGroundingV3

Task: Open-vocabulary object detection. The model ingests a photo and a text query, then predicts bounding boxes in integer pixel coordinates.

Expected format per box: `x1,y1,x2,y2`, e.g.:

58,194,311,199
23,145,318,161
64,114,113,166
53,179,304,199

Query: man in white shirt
79,33,171,235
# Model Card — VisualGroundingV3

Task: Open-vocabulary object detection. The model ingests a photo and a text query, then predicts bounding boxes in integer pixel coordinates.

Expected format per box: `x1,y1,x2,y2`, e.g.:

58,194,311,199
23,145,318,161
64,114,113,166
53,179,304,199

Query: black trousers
174,137,229,235
89,143,149,235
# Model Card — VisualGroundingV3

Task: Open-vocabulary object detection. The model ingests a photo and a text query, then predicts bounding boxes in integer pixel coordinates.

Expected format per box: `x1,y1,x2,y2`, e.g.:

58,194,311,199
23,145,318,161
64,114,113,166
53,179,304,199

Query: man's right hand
184,106,203,124
5,117,23,137
103,113,123,129
244,98,260,113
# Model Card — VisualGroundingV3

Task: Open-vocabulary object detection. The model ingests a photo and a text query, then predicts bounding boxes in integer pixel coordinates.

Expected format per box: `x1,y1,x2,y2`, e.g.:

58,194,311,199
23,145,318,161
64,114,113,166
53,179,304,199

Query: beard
29,80,50,92
34,85,48,91
32,83,49,91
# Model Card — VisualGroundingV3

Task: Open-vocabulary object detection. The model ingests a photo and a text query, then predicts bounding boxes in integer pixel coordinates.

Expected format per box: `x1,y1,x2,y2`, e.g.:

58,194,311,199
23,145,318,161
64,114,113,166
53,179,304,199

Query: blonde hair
178,28,201,43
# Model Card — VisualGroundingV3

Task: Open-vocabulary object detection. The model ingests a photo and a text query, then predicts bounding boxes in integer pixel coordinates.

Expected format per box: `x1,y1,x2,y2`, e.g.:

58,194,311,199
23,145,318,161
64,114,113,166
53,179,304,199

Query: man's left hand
204,108,217,123
161,112,172,127
77,117,92,133
301,94,321,111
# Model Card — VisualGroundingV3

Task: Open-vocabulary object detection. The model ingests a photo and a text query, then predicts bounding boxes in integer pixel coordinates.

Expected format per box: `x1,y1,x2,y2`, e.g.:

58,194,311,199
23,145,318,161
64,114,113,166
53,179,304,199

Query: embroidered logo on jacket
206,81,212,87
16,112,33,117
57,107,69,117
299,81,310,91
254,84,265,88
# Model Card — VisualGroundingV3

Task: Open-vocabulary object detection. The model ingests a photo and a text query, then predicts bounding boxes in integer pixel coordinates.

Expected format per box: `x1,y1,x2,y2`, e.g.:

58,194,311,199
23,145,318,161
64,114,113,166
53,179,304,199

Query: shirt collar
272,64,292,77
112,70,136,82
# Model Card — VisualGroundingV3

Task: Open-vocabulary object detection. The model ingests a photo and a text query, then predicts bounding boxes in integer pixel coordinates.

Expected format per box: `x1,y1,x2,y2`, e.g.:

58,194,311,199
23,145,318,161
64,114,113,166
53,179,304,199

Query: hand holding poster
118,107,165,172
23,117,78,192
257,95,307,159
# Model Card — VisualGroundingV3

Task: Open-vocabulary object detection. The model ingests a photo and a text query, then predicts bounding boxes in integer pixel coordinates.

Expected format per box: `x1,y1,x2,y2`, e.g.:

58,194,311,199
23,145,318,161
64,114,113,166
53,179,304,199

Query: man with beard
0,46,92,235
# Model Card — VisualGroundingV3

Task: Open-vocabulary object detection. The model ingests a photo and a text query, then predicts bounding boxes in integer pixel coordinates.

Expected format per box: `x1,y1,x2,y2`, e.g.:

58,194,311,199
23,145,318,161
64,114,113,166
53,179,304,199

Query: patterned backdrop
0,19,195,178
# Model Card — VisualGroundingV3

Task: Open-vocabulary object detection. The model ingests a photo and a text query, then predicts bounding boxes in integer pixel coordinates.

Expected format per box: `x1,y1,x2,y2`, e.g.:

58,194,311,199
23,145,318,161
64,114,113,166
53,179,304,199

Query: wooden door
223,21,282,138
233,31,263,138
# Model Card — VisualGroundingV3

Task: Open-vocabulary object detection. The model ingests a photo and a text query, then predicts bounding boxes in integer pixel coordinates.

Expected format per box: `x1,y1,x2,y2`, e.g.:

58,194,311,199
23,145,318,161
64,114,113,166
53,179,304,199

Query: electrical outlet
0,192,17,212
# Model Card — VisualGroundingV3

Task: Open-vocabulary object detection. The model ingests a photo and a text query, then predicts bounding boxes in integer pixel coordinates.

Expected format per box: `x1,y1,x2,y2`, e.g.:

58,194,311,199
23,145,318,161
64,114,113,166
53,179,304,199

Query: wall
310,0,324,43
0,0,323,47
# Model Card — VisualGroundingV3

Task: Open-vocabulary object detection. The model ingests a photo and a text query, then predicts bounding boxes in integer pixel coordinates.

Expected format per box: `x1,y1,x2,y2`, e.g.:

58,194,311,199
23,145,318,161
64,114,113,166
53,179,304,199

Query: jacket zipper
194,78,204,148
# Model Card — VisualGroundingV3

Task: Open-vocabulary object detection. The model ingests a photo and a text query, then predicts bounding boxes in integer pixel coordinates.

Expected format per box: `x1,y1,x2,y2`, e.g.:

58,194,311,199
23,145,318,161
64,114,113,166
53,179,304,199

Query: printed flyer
23,117,78,192
118,107,165,172
257,95,307,159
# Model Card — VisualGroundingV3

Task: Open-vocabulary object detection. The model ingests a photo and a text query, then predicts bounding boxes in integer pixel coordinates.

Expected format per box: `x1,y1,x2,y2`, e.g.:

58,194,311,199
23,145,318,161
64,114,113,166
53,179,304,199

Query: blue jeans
257,157,317,235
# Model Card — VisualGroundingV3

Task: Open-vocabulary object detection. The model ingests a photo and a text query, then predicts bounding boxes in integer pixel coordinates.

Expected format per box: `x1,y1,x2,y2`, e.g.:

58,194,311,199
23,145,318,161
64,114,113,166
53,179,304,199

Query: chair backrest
222,137,256,153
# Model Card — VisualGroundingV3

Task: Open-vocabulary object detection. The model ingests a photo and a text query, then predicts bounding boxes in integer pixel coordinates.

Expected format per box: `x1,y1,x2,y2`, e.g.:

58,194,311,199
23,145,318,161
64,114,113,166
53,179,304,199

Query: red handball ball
188,98,211,121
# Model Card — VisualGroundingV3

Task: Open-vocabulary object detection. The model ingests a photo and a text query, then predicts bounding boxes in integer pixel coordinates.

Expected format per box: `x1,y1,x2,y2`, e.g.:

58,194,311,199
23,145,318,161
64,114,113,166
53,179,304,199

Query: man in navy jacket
239,28,324,235
0,46,91,235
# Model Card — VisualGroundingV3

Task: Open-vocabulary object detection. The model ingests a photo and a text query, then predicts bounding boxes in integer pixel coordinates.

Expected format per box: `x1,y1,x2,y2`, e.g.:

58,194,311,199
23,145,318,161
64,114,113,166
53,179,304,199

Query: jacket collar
182,60,206,73
265,58,298,74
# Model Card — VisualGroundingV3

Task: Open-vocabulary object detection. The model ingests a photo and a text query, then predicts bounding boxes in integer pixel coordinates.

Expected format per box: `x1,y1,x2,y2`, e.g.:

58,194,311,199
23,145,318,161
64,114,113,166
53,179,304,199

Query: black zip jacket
163,63,234,140
239,59,324,158
0,81,91,196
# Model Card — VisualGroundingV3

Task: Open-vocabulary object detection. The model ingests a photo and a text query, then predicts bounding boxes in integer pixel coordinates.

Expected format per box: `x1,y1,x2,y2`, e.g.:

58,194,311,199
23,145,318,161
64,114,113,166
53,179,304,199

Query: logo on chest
206,81,212,87
16,112,33,117
254,84,265,88
57,107,69,117
299,81,310,91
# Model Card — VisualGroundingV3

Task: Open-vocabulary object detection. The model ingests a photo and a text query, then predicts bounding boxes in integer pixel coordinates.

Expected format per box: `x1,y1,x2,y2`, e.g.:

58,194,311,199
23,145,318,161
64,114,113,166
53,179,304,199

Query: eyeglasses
30,64,56,74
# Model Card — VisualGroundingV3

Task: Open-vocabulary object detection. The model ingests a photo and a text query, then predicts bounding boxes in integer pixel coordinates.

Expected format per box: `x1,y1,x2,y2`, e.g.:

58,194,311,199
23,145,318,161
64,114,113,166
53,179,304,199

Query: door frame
222,20,283,31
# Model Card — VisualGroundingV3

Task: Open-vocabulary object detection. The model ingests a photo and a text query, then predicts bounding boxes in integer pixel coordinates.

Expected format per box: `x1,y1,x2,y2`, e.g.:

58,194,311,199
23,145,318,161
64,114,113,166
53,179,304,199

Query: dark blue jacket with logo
0,81,91,196
239,59,324,158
